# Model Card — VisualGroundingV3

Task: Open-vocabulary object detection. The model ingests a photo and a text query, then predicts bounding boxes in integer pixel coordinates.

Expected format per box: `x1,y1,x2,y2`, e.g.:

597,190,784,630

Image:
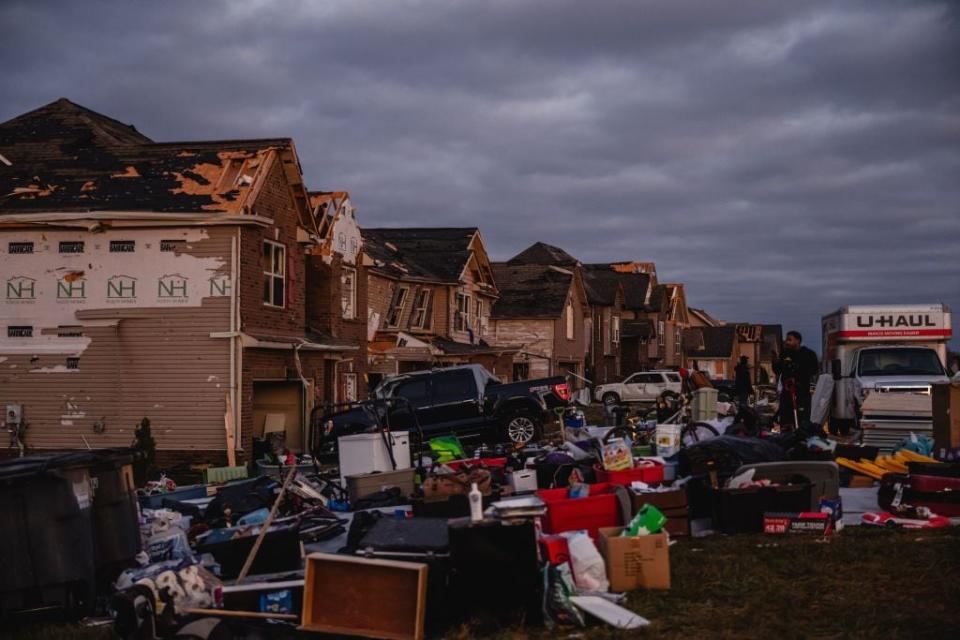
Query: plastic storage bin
715,483,813,534
593,461,664,486
537,482,621,541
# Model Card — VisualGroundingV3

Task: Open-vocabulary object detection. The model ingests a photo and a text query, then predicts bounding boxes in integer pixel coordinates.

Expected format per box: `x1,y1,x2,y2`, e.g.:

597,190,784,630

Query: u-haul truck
822,304,952,430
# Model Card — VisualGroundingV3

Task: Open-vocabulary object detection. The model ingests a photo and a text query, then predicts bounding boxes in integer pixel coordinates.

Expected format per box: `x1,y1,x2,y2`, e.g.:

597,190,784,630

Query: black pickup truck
312,364,570,452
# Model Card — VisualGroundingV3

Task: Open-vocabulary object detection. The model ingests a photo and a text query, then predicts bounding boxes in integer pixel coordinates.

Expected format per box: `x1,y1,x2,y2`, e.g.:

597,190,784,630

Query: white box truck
821,304,952,431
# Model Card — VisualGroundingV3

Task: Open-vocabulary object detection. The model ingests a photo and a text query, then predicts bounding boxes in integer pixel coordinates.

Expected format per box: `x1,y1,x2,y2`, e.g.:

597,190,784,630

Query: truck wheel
602,392,621,407
503,410,542,444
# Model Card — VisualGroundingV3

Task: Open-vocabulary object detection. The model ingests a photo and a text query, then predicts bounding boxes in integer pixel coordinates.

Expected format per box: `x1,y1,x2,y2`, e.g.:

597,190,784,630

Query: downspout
231,230,241,452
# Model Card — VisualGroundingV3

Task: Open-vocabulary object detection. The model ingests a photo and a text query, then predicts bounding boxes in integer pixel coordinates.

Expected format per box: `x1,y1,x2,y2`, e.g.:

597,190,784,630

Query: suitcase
878,473,960,517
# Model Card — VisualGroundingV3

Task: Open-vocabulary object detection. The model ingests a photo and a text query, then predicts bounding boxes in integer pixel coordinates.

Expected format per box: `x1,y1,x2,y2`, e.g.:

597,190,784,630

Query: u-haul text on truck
822,304,952,430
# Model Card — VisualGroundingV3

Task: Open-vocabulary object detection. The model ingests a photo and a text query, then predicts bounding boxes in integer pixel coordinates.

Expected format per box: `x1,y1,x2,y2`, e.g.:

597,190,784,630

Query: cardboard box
762,512,833,535
663,518,690,537
630,487,688,513
598,527,670,591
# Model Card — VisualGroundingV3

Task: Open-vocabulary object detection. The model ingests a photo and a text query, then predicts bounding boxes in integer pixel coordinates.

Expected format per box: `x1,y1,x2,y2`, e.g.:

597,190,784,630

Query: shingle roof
622,318,654,339
581,267,622,306
0,98,295,214
684,325,737,359
581,264,650,309
507,242,579,267
490,263,573,319
361,227,477,282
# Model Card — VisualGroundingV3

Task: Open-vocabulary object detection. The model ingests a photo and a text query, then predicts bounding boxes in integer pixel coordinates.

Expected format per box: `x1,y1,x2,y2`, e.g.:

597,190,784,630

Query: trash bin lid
0,451,94,480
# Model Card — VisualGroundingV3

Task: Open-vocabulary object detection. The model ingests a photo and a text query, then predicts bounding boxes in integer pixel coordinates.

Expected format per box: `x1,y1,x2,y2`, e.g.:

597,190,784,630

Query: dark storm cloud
2,0,958,348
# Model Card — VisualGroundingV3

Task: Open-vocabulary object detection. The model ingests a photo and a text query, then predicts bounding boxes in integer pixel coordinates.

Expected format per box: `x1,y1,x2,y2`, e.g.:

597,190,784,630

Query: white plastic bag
561,531,609,593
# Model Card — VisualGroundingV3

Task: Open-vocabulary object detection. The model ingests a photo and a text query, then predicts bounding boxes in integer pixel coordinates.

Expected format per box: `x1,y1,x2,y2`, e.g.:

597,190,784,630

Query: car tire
502,409,542,445
602,392,621,406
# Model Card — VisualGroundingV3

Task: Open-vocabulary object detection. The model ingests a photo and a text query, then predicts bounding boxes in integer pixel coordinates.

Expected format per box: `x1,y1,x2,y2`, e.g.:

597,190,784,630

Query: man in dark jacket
734,356,752,406
772,330,819,430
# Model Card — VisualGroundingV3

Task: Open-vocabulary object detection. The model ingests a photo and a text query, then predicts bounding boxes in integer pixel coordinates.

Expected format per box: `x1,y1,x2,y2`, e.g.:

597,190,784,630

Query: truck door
422,369,484,436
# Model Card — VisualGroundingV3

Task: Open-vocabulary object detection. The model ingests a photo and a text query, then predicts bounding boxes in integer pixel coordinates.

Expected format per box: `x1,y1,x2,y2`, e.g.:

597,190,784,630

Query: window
612,315,621,344
386,285,409,327
395,378,430,404
66,357,80,370
454,293,471,332
432,369,475,403
658,320,665,347
8,242,33,254
7,326,32,338
262,241,286,307
110,240,135,253
59,241,84,254
565,299,574,340
160,239,185,252
410,289,432,329
341,372,358,402
674,328,682,356
475,299,484,336
341,267,356,319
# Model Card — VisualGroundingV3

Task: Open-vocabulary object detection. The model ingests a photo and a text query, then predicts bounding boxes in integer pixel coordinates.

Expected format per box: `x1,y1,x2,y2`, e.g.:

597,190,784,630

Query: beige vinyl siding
0,227,234,451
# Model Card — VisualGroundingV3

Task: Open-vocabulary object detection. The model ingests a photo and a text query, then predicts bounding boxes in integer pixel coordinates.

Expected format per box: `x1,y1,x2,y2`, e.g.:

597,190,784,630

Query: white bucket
655,424,682,458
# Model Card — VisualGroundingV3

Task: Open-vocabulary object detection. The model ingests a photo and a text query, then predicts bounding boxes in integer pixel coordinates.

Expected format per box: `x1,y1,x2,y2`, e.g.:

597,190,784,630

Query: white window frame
263,240,286,308
475,298,484,336
410,288,432,329
341,266,356,320
565,299,575,341
658,320,665,347
455,292,471,332
386,285,409,328
612,315,621,344
674,327,682,356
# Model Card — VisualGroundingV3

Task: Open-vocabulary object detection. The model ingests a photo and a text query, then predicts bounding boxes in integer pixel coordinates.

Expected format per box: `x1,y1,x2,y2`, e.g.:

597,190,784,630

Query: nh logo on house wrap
158,273,189,299
107,275,137,300
5,276,36,301
209,276,231,297
57,275,86,300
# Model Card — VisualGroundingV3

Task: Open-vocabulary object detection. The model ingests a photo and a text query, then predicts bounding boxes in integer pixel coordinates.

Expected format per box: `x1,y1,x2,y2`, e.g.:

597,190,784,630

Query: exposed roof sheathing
0,98,307,219
361,227,478,282
490,262,573,319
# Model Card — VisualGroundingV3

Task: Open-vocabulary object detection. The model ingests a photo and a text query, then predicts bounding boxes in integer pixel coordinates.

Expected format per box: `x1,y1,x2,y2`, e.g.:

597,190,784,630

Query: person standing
772,330,819,430
734,356,752,406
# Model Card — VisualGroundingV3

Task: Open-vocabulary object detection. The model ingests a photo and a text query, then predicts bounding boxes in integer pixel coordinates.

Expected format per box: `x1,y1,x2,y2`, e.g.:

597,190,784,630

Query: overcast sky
2,0,958,351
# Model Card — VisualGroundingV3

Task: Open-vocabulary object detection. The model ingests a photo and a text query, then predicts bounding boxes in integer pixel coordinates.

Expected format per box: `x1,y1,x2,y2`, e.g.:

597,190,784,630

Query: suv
594,370,682,405
312,364,571,452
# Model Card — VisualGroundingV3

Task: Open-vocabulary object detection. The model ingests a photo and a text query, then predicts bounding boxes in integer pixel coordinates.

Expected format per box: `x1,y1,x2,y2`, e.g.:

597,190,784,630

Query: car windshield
857,348,945,377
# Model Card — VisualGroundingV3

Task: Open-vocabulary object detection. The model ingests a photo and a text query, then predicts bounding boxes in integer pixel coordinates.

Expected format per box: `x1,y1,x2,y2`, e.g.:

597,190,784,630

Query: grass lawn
15,526,956,639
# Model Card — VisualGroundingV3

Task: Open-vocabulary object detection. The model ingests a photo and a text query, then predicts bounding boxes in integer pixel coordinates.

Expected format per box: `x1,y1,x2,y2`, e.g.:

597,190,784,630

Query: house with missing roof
488,243,589,386
0,99,366,463
361,227,518,385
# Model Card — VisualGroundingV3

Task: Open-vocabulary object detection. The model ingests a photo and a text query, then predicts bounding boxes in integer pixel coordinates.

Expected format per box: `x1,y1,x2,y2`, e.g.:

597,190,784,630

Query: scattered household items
338,430,411,484
932,382,960,452
598,527,670,591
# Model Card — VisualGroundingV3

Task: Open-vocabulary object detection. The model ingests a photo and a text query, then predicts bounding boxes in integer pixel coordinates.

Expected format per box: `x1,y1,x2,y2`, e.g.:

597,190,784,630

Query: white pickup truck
594,370,682,405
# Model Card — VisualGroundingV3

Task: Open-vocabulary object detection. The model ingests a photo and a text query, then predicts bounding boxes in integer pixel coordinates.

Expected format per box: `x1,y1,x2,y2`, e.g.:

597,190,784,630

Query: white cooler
337,431,411,484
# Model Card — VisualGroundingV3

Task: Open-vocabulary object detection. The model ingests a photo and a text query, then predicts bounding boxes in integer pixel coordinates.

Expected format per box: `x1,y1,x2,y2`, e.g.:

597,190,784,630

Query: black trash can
85,448,142,577
0,453,97,619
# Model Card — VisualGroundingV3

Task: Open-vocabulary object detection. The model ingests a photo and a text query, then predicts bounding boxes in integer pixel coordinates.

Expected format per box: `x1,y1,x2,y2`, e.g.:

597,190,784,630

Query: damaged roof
622,318,654,339
507,241,579,267
431,336,519,356
362,227,478,282
490,263,574,319
0,98,305,217
684,325,737,359
582,264,650,310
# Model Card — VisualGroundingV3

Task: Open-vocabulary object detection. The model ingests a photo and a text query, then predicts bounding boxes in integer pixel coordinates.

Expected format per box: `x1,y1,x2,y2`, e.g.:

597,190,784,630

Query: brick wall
239,159,306,339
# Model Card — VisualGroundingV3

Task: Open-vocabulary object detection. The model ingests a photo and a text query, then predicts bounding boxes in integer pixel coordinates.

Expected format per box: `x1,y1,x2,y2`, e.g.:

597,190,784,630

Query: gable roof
490,263,575,319
581,264,650,309
0,98,309,221
689,307,723,327
684,325,737,359
622,318,654,339
581,267,623,306
507,241,579,267
362,227,479,283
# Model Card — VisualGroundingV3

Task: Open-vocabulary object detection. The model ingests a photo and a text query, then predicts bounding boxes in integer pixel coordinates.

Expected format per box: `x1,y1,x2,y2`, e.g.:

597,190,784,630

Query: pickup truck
312,364,570,453
594,370,682,405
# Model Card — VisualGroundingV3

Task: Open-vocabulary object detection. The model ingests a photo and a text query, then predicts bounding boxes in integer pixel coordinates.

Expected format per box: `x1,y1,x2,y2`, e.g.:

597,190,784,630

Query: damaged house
361,227,517,384
0,99,365,463
489,243,588,385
